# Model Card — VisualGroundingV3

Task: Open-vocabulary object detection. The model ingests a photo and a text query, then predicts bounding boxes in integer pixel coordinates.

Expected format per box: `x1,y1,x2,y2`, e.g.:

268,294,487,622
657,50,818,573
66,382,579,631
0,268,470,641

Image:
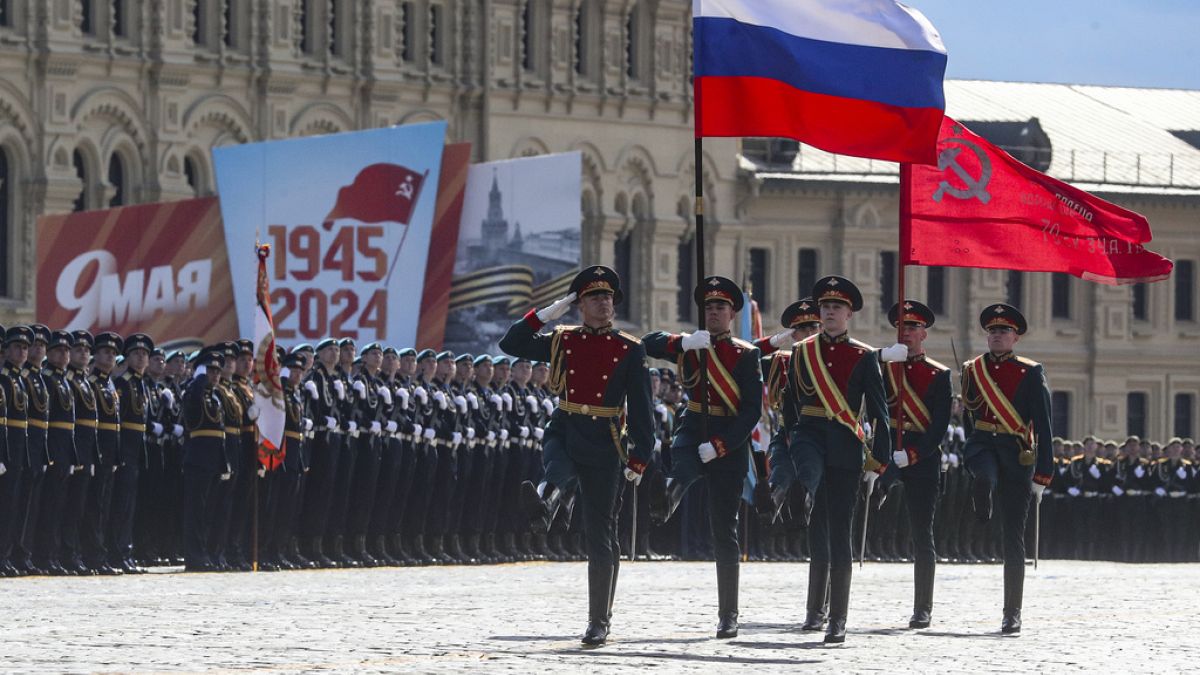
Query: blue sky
912,0,1200,90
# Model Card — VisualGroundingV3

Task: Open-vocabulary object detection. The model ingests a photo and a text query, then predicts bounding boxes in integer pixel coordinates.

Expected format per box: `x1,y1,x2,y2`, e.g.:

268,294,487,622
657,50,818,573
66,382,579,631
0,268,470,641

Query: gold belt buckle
580,404,591,415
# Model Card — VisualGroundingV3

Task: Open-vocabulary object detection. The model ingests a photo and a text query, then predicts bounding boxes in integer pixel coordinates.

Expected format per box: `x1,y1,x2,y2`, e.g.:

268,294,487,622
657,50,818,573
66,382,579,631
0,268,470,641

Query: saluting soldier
0,326,31,577
109,332,154,574
878,301,952,629
501,265,655,647
960,303,1053,635
180,346,229,572
643,275,763,639
32,330,79,574
770,277,896,643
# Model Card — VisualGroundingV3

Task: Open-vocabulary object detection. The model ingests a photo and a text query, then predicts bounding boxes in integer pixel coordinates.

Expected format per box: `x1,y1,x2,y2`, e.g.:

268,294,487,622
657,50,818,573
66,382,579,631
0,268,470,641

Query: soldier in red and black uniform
501,265,654,647
644,276,763,639
878,301,952,629
773,276,895,644
960,303,1053,635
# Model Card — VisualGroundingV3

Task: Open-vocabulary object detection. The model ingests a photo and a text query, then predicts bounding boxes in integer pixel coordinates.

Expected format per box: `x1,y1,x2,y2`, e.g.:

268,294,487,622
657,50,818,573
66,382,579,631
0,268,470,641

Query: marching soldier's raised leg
500,265,654,647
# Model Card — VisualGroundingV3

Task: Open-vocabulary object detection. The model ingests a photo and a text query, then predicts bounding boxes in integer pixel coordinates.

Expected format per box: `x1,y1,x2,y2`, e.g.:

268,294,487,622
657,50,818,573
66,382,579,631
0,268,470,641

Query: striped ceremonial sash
886,362,932,433
798,338,865,442
704,346,741,412
967,356,1032,443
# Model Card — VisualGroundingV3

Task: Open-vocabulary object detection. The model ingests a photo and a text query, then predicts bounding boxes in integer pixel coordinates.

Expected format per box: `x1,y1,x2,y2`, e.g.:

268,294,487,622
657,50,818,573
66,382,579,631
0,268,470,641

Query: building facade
0,1,1197,442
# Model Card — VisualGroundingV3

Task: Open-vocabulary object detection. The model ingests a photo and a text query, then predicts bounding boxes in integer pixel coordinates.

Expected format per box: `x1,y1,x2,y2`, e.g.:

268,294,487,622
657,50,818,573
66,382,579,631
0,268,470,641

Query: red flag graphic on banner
900,117,1173,285
322,163,429,230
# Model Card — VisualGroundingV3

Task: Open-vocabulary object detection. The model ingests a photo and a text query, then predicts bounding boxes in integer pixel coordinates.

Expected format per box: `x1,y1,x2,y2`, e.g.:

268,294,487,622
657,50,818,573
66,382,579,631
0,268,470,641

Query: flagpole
694,70,709,439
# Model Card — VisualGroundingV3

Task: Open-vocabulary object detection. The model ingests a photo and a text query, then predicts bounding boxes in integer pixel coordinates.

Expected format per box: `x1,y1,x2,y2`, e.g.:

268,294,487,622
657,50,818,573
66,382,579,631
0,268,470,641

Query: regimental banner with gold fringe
253,243,285,470
796,337,865,442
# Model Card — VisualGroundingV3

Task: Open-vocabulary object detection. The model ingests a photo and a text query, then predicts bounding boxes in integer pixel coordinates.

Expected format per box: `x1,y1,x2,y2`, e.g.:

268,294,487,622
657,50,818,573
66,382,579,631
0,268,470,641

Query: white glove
768,330,795,350
698,441,718,463
423,427,436,440
1177,466,1188,480
353,380,366,397
880,343,909,362
501,393,513,411
466,427,476,439
160,388,175,407
863,471,879,490
247,404,260,421
486,430,496,441
948,453,960,467
536,292,577,322
653,438,663,453
378,386,392,406
892,450,910,468
324,416,337,429
257,466,266,478
1134,466,1145,478
219,472,232,481
397,388,410,410
70,465,77,475
412,423,423,437
467,392,479,409
333,379,346,400
1032,482,1047,500
303,418,313,431
681,330,712,351
533,428,544,440
1089,464,1101,480
954,427,966,442
173,424,184,438
194,365,208,378
519,426,530,438
346,420,358,433
370,421,382,434
90,465,95,477
862,421,872,438
1155,487,1167,497
499,429,509,440
1112,485,1125,496
433,390,448,409
280,367,291,380
1068,487,1081,497
624,467,643,485
113,465,119,473
542,398,555,415
414,386,428,403
454,395,467,412
151,422,164,435
305,381,319,400
655,403,669,423
0,462,6,476
386,420,398,433
490,394,503,410
452,431,463,445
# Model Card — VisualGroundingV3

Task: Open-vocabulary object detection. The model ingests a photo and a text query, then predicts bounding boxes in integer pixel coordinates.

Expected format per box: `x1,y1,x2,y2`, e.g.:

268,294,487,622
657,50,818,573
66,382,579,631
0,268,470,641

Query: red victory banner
901,117,1173,284
322,163,429,230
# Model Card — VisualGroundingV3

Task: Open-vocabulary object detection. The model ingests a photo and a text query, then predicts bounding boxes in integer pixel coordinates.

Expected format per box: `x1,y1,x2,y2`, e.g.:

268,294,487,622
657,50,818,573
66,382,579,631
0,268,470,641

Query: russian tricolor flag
694,0,948,165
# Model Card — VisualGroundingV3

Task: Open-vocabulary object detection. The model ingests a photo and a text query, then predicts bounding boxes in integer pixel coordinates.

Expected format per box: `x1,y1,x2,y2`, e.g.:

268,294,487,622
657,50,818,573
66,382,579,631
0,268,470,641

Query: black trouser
61,459,93,565
225,435,258,562
135,443,168,562
494,444,526,539
0,435,28,563
386,438,418,539
482,443,510,537
900,457,941,567
446,442,474,537
460,444,491,538
966,440,1033,606
669,445,745,566
368,437,403,540
81,448,117,567
402,442,439,539
347,435,382,536
107,431,143,564
182,465,219,566
17,426,48,565
326,434,360,539
270,466,304,556
426,442,457,537
301,432,343,538
33,461,71,564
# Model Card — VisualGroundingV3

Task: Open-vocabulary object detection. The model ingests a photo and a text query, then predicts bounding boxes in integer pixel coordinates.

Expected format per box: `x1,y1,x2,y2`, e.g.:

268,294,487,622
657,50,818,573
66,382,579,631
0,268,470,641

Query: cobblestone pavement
2,560,1198,673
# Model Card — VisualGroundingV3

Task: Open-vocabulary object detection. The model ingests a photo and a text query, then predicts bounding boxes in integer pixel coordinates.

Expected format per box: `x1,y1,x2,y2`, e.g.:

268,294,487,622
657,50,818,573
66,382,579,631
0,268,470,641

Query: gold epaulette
730,336,755,351
1154,457,1168,464
1070,454,1084,461
1015,355,1040,368
1096,458,1113,465
847,338,873,351
616,330,642,345
924,357,950,372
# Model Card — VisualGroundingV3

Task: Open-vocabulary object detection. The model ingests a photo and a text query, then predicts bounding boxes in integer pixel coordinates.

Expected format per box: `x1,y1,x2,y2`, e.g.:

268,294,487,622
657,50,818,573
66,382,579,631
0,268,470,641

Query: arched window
0,146,11,297
80,0,94,35
108,153,127,208
192,0,206,45
614,230,634,321
521,1,535,72
184,155,201,196
72,149,92,212
625,4,641,80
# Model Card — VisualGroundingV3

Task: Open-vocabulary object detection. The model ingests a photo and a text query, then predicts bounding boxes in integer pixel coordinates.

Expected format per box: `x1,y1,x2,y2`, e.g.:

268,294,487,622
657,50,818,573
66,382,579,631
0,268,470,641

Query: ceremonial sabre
859,494,870,568
1034,490,1042,570
629,483,638,562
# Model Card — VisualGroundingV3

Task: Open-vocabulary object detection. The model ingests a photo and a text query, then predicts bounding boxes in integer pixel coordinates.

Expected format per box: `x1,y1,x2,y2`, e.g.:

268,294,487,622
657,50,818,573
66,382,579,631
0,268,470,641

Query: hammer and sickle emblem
932,138,993,204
